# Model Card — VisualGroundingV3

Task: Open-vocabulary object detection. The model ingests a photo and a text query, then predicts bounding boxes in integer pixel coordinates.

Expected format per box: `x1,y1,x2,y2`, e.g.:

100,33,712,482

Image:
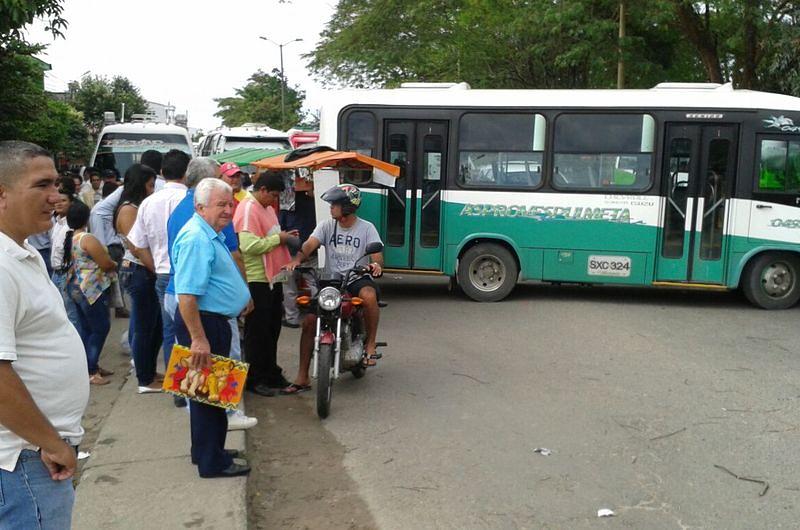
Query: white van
90,122,193,178
196,123,291,156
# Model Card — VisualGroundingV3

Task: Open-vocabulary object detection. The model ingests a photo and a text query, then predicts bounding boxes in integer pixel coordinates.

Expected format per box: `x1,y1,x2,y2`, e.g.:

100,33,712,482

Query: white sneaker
137,382,162,394
227,410,257,431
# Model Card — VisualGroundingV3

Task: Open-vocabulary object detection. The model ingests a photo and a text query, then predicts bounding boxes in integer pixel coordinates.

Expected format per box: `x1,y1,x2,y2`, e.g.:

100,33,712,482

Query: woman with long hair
114,164,163,393
50,177,83,329
64,200,117,385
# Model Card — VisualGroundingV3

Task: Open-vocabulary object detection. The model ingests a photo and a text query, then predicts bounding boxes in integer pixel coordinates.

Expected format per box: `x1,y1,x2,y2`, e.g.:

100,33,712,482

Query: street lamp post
259,36,303,127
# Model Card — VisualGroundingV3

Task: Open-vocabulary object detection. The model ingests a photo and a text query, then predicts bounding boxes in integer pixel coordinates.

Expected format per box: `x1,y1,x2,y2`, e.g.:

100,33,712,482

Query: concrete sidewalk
72,375,247,529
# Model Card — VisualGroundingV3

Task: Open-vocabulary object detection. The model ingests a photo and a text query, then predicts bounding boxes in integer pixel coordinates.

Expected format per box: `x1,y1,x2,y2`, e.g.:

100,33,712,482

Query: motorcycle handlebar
292,265,375,280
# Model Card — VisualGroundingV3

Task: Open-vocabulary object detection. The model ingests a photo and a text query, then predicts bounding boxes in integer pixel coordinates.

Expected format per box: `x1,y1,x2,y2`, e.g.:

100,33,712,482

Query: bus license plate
587,255,631,277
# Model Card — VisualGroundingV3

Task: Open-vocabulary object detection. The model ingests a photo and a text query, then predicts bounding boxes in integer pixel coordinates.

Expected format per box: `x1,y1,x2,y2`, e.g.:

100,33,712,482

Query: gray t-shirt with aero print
311,217,382,278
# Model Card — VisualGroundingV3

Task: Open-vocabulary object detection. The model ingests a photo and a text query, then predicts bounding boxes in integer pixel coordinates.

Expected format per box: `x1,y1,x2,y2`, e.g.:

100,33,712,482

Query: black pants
244,282,284,387
174,309,232,477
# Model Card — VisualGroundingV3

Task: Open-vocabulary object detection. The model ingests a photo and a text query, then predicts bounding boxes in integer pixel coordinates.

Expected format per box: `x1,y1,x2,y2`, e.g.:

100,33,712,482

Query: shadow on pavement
247,393,377,530
376,275,795,312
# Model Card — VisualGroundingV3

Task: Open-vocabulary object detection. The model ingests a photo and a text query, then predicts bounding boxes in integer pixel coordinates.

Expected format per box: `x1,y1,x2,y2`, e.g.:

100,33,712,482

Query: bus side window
552,114,654,192
457,113,544,189
757,137,800,193
343,111,376,185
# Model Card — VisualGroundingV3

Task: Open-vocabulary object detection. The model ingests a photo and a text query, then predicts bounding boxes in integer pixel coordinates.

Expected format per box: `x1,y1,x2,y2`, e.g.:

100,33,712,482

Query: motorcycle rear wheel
316,344,333,419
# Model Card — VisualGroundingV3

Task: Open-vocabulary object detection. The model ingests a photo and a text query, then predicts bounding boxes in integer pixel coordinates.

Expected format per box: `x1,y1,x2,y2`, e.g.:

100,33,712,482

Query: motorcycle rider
282,183,383,394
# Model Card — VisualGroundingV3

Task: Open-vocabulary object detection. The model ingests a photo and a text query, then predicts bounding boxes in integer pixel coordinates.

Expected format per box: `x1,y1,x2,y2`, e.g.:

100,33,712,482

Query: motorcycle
295,242,386,418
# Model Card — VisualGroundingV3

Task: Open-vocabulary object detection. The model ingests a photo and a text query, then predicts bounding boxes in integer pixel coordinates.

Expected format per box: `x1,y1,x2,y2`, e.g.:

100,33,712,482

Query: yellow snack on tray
162,344,249,410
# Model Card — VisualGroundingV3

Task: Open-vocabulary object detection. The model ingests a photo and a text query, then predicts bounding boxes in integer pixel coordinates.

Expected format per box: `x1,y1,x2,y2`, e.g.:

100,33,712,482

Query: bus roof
99,122,190,135
210,124,288,138
320,83,800,114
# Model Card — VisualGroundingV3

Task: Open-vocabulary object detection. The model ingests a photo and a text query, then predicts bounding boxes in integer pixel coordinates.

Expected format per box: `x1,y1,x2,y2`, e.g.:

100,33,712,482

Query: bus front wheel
742,252,800,309
458,243,518,302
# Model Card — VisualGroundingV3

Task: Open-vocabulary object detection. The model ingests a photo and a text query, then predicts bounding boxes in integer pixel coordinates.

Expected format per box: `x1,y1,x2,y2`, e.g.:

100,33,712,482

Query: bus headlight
318,287,342,311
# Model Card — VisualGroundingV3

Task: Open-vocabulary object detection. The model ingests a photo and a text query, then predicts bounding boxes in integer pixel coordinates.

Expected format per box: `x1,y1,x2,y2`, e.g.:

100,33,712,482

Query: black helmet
321,184,361,215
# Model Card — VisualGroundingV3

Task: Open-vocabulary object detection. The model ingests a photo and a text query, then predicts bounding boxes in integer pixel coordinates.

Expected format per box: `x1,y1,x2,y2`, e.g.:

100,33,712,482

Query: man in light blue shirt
172,178,252,478
164,158,255,432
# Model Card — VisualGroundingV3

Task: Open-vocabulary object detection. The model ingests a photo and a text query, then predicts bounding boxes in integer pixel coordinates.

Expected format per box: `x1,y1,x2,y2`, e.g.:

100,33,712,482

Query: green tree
665,0,798,89
68,75,148,133
308,0,799,96
0,52,48,140
0,0,67,50
759,13,800,96
307,0,703,90
214,69,305,130
0,0,68,141
23,99,93,161
0,0,92,160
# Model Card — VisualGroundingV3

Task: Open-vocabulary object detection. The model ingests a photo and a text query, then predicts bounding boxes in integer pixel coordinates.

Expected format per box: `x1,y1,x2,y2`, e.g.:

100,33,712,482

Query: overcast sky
27,0,337,132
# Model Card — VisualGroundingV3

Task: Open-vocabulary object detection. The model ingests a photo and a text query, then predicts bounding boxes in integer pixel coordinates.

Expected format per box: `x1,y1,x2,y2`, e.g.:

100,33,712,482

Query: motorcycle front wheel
316,344,333,419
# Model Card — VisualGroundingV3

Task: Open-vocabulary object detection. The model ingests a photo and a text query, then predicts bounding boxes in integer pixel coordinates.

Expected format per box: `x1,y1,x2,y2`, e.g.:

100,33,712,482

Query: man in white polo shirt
0,141,89,529
126,149,190,378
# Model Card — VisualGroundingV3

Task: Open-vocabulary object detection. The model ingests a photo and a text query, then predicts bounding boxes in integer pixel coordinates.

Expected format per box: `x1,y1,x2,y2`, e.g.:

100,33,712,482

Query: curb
72,374,247,529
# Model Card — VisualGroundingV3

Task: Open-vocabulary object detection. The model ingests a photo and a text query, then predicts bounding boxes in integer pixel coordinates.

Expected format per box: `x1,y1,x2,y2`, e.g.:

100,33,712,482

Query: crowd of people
0,139,386,527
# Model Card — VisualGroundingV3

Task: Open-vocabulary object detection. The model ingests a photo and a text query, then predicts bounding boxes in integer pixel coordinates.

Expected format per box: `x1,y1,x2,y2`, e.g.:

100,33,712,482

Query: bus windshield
94,132,192,177
223,137,291,151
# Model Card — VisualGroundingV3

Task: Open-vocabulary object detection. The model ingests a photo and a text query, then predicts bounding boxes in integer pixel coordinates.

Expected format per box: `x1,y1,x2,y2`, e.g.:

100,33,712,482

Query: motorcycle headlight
318,286,342,311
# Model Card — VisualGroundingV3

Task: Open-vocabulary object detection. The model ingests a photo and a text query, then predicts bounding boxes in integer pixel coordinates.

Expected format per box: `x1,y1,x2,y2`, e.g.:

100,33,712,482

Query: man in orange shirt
233,172,297,396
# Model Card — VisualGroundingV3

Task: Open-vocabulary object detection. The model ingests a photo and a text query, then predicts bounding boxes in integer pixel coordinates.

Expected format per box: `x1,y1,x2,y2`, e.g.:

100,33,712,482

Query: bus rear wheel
457,243,518,302
742,252,800,309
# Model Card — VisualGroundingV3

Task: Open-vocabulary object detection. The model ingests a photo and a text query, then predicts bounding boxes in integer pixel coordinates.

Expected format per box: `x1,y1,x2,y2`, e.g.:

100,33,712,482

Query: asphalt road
249,277,800,529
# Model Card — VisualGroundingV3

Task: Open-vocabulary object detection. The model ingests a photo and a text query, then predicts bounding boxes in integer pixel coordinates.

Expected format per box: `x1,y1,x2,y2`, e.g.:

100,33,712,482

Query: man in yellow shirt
232,172,297,397
220,163,248,212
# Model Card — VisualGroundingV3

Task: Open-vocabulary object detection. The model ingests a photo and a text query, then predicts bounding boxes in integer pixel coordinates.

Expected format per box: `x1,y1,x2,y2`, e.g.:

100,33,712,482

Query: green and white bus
318,82,800,308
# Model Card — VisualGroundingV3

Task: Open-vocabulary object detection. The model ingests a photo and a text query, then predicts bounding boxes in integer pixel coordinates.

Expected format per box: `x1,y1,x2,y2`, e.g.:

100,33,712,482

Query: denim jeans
68,284,111,375
228,318,241,362
120,264,163,385
155,274,176,370
0,450,75,530
51,271,79,325
36,247,53,277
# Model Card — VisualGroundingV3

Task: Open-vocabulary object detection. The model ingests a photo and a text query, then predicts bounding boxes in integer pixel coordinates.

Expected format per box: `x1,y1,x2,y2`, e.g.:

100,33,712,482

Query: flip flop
361,354,379,367
280,383,311,395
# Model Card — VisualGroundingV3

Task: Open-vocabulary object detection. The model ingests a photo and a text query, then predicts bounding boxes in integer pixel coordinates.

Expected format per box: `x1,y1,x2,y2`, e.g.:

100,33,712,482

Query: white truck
90,121,193,178
196,123,292,156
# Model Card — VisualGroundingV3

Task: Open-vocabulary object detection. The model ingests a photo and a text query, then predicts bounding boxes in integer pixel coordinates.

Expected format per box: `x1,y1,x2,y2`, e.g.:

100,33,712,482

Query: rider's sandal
280,383,311,395
361,353,380,367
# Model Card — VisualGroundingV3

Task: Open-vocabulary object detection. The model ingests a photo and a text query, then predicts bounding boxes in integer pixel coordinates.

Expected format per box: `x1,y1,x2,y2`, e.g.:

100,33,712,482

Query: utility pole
617,1,626,89
259,36,303,127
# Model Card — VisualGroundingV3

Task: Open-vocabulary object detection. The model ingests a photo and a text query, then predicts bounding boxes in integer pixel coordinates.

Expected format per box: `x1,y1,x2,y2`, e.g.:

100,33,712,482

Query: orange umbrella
253,150,400,177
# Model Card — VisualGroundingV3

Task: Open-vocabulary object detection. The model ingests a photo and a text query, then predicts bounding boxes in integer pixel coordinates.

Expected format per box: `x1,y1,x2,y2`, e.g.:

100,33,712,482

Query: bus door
383,120,448,269
655,123,738,283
